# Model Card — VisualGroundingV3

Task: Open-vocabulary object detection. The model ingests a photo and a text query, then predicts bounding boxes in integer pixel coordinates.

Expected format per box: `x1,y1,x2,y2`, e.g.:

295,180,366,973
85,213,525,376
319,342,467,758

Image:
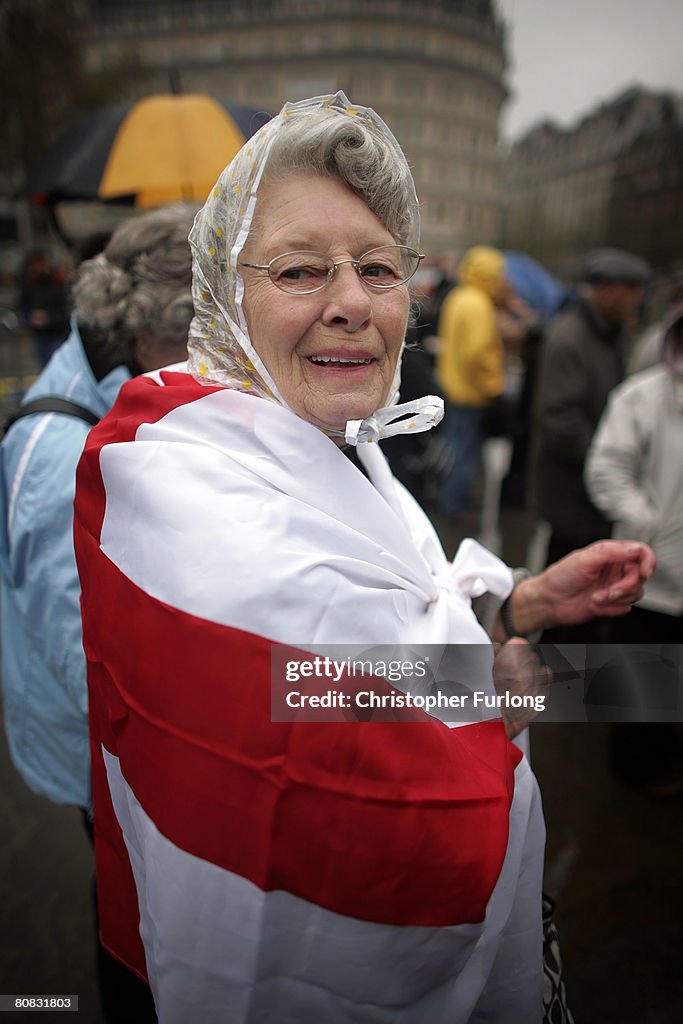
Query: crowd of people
0,90,679,1023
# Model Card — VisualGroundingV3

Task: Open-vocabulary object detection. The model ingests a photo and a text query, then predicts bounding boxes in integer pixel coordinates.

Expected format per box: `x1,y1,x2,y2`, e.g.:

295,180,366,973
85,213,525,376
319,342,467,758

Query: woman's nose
320,263,373,331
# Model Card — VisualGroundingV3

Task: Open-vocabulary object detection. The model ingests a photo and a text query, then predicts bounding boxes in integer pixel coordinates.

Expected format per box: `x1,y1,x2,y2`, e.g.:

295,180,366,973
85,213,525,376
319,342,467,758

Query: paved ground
534,723,683,1024
0,717,102,1022
0,332,681,1023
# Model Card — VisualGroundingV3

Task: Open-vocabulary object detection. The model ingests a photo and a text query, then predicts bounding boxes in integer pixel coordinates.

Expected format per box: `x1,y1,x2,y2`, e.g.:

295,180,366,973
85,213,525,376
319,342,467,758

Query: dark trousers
609,605,682,788
438,404,485,517
82,814,158,1023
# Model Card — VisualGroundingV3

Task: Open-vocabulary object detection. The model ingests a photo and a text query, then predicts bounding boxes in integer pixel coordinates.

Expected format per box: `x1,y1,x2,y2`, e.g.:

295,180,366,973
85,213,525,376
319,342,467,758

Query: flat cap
582,248,651,285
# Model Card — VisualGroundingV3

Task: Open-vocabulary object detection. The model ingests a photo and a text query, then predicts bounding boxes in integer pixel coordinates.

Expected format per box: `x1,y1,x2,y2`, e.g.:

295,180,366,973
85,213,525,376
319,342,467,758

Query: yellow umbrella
100,95,250,207
24,94,272,208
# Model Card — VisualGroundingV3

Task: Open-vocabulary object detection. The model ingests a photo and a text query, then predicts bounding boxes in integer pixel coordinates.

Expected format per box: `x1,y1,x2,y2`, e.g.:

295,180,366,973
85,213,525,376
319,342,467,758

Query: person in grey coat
532,248,650,567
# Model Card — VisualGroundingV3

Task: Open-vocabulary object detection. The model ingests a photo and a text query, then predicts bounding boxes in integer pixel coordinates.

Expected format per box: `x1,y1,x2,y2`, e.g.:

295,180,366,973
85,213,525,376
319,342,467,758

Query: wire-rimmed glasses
239,245,424,295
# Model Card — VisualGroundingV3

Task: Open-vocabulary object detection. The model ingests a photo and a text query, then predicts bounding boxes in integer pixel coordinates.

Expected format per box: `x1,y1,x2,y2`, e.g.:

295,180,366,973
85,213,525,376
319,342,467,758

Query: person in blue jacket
0,205,195,1021
1,204,195,810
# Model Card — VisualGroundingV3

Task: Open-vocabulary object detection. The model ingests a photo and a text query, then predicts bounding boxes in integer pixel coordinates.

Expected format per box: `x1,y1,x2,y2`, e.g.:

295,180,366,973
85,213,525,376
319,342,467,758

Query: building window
284,74,337,101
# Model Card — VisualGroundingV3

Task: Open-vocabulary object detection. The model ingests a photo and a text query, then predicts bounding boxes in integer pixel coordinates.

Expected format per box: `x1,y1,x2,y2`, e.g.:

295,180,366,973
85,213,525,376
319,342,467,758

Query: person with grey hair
532,246,651,577
0,204,194,1023
73,94,653,1024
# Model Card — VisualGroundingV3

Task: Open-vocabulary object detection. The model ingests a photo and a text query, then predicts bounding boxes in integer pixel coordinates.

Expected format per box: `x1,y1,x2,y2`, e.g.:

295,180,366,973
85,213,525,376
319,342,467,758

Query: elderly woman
74,95,652,1024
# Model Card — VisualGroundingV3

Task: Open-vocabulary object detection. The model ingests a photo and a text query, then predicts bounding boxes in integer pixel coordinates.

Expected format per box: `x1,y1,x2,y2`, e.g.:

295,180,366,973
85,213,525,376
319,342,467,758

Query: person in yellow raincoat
436,245,507,518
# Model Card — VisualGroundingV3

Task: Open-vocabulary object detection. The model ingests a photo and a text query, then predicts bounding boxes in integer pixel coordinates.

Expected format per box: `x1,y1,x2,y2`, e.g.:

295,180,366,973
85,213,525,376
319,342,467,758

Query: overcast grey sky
496,0,683,138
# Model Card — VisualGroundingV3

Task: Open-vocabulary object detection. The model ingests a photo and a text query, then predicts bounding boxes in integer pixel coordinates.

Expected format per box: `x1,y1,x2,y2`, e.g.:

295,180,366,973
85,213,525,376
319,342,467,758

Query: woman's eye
361,263,397,280
280,267,309,280
278,264,326,281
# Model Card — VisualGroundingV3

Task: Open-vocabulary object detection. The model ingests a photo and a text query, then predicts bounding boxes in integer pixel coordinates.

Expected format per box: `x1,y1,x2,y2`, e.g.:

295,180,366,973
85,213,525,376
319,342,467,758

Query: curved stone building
84,0,509,253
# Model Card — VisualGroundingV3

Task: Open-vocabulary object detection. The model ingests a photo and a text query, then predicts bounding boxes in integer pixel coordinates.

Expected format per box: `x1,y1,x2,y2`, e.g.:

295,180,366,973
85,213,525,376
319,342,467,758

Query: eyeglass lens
268,246,420,293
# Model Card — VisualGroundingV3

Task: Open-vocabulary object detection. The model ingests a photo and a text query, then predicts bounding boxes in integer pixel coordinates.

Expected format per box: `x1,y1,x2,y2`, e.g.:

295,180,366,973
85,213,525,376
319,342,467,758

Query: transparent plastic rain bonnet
187,92,442,444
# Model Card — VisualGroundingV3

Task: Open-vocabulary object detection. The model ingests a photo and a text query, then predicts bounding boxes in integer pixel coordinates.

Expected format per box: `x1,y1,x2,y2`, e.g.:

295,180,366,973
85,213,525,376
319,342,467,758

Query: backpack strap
3,396,100,436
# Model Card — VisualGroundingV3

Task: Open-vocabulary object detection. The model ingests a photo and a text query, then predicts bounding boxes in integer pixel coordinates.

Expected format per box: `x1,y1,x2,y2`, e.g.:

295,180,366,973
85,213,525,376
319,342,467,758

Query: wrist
506,574,552,637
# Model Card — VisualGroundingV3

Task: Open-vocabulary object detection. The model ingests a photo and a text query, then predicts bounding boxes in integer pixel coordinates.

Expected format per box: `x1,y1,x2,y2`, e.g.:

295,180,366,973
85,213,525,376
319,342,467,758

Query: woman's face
240,171,410,432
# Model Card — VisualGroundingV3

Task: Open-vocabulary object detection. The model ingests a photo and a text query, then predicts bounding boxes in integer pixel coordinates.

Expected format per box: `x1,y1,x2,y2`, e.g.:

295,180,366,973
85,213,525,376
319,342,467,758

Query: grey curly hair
73,204,195,366
252,108,417,246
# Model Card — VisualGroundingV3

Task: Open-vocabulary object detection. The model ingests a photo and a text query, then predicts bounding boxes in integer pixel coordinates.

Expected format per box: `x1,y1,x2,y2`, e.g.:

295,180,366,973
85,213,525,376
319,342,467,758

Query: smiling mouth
307,356,374,366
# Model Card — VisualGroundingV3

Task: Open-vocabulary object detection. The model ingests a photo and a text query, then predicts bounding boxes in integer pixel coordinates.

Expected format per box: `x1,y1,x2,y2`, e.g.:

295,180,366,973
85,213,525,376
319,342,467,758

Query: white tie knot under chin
344,396,444,446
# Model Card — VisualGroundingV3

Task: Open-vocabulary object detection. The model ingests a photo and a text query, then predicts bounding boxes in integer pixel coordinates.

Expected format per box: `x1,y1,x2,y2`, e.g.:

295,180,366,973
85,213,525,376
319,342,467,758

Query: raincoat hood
187,92,441,444
458,246,506,298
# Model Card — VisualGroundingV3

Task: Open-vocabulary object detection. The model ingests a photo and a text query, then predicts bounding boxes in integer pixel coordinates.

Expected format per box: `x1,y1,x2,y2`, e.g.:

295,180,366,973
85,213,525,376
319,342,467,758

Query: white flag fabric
74,369,545,1023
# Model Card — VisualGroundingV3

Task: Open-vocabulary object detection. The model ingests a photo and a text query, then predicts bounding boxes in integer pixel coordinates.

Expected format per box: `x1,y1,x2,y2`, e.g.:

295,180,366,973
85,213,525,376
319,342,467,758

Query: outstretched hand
510,540,656,634
543,540,655,624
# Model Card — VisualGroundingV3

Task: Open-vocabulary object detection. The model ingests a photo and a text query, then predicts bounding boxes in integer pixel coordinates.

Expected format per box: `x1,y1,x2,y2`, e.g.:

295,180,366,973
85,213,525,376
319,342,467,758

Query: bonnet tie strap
344,395,444,446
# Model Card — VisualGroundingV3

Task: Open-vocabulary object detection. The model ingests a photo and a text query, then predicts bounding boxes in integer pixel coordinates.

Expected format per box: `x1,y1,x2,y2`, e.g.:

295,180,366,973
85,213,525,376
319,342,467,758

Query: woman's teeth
309,356,372,365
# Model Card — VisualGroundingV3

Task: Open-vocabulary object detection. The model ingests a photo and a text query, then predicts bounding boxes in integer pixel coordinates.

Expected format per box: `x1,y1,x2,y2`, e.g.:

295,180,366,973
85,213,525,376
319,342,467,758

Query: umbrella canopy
23,94,272,208
503,250,569,321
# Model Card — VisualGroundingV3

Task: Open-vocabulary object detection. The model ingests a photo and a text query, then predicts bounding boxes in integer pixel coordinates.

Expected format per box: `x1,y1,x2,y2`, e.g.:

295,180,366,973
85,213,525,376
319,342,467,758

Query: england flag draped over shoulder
74,369,545,1024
